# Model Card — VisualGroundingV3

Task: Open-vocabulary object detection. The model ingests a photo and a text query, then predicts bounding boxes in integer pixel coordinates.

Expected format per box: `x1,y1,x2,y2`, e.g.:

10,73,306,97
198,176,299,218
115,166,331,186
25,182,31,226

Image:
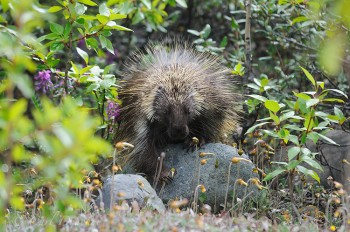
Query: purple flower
34,70,53,93
106,101,120,121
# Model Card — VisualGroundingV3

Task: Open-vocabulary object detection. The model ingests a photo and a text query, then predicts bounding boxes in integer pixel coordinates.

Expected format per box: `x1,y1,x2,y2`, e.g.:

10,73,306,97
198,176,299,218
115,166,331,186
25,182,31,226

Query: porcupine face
153,85,195,142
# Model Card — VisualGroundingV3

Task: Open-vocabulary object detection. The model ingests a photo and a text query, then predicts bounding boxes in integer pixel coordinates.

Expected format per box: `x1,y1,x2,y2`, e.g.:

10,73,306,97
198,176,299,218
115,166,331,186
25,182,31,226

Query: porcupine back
117,41,242,175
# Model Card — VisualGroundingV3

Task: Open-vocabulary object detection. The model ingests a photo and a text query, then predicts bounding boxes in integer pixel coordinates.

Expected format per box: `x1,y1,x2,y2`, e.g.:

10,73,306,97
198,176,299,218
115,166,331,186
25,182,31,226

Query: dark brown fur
117,42,242,177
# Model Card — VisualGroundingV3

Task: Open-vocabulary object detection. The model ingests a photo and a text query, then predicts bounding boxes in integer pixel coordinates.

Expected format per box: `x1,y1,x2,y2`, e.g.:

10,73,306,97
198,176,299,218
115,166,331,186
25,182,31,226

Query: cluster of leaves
0,0,185,228
247,68,347,184
107,0,188,32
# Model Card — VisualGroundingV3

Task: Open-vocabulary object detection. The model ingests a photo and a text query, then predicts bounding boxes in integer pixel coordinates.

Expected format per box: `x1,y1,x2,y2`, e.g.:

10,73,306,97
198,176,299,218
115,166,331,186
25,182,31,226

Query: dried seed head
199,185,206,192
112,165,120,173
231,157,251,164
169,198,189,209
117,192,126,198
250,177,260,185
199,152,205,158
92,179,100,186
115,142,134,151
237,179,248,187
137,180,144,188
249,148,257,156
231,157,240,164
192,137,199,145
334,210,341,218
337,188,346,195
334,181,343,189
342,159,350,165
332,197,341,204
238,149,244,155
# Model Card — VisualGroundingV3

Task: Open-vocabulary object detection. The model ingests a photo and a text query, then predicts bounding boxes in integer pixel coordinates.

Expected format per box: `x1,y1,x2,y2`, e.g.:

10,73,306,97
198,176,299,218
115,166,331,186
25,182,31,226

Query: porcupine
117,41,242,181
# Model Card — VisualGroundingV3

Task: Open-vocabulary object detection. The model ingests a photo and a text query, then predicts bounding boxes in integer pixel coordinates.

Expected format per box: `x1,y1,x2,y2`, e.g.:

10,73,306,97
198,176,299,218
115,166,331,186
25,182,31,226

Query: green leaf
78,0,97,6
132,9,145,24
246,84,260,91
315,132,338,145
187,29,200,36
220,36,228,48
80,66,93,75
75,3,86,15
279,111,294,121
288,146,300,161
287,134,299,145
1,0,9,12
292,16,308,25
105,38,114,54
176,0,188,8
50,42,64,51
294,92,311,100
86,83,99,92
265,100,280,113
287,160,300,170
263,168,286,181
107,24,133,31
296,166,320,183
86,38,99,50
300,155,323,171
260,78,269,88
306,99,319,108
9,99,27,120
48,6,63,13
327,89,348,98
99,35,107,48
70,62,80,74
63,22,72,38
334,107,344,118
110,13,127,20
50,22,64,35
96,14,109,24
248,94,268,102
269,111,279,124
300,67,316,87
141,0,152,9
99,3,110,16
76,47,89,65
322,98,344,103
201,24,211,39
245,122,270,134
307,132,319,144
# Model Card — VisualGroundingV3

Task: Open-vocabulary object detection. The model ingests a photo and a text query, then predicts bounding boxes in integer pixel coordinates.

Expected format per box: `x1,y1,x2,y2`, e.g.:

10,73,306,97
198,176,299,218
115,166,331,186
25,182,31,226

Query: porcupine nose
170,125,189,141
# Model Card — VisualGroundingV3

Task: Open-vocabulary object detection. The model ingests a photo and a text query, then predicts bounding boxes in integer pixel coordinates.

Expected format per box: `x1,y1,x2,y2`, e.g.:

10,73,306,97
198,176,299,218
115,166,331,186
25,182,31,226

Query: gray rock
158,143,260,212
97,174,165,213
